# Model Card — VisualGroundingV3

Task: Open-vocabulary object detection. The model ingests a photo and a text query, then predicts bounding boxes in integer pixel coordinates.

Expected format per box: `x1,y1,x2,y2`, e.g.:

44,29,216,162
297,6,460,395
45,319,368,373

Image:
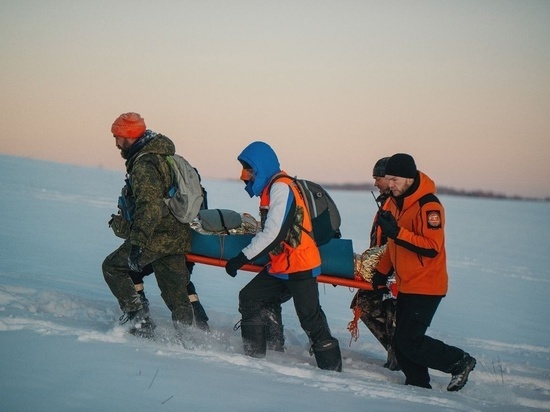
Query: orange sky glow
1,1,549,198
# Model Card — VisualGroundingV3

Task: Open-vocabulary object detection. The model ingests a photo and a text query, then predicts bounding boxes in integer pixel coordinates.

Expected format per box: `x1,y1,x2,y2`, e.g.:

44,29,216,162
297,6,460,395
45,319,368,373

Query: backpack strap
259,173,292,229
261,173,314,240
216,208,230,235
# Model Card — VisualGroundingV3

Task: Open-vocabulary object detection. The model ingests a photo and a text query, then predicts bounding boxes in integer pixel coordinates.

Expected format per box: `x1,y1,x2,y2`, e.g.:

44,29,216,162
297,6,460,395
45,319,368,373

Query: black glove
128,245,143,272
225,252,249,277
371,270,388,293
377,210,400,239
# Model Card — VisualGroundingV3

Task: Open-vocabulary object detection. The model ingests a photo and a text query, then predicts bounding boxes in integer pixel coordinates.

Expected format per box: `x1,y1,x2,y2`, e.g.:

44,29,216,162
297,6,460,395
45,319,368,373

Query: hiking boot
122,308,155,339
447,353,476,392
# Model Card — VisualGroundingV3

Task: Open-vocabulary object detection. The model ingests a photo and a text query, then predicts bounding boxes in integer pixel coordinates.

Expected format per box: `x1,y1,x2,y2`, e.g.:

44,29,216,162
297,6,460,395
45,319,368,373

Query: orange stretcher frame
186,253,374,291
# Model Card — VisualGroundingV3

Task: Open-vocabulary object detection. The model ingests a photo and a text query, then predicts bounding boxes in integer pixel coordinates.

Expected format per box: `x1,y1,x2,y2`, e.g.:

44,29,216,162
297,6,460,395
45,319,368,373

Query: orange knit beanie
111,112,146,139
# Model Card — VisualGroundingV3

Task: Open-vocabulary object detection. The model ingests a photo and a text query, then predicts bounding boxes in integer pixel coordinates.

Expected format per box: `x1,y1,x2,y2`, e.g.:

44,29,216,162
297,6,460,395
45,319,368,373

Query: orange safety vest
260,174,321,275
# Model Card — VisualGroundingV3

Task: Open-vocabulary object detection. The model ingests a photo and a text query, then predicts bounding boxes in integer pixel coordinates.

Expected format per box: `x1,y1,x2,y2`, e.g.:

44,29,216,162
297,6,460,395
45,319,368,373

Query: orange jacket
376,171,448,295
259,174,322,275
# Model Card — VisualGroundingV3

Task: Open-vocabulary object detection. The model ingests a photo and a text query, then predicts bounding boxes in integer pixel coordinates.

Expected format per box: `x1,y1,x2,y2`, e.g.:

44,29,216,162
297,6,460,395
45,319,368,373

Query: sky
1,155,549,411
1,0,549,199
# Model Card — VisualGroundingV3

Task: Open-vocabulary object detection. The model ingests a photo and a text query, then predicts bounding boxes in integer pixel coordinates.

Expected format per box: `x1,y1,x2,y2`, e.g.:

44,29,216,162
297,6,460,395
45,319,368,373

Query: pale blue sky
1,0,549,198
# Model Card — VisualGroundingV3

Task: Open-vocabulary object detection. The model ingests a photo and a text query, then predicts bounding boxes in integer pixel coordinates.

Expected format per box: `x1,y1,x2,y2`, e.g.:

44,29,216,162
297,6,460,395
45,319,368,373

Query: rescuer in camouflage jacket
350,157,399,371
103,112,193,338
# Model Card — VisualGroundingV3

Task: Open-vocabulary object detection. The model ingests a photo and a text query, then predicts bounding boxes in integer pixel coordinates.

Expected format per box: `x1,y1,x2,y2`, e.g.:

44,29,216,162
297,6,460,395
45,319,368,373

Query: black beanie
372,157,390,177
385,153,417,178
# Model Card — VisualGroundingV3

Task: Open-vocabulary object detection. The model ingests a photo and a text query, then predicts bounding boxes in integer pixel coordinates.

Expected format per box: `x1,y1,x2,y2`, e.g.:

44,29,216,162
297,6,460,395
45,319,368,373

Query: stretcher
186,230,374,290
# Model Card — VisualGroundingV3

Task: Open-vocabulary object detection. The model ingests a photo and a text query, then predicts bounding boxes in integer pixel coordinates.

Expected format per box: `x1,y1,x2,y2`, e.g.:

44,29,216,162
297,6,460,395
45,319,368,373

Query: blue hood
237,141,281,197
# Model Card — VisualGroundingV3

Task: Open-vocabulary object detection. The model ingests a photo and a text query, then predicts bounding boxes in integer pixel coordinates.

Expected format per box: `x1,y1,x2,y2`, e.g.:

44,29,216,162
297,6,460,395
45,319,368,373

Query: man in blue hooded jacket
224,141,342,372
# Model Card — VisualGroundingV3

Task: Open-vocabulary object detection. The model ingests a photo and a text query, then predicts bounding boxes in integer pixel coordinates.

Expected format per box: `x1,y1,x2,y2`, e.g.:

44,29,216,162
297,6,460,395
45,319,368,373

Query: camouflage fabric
103,132,193,325
351,188,399,369
124,133,192,254
352,289,397,351
103,241,193,325
270,205,305,255
108,214,131,239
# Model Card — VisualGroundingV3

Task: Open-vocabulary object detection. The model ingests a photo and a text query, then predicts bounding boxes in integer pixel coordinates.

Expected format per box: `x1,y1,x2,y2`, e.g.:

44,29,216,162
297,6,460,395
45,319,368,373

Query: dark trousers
239,269,334,345
394,293,464,387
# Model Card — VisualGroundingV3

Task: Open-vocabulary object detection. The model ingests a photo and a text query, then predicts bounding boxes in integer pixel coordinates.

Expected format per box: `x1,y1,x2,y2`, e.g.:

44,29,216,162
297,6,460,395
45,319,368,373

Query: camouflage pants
352,289,397,351
102,241,193,325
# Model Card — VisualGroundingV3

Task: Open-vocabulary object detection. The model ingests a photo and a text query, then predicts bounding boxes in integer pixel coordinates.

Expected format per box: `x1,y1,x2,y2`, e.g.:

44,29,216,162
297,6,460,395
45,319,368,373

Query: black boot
312,339,342,372
240,320,267,358
447,353,476,392
189,294,210,332
121,307,155,339
262,305,284,352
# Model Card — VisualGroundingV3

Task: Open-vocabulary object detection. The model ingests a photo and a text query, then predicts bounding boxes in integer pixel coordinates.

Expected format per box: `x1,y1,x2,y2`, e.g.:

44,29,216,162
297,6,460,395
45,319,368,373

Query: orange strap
347,304,362,347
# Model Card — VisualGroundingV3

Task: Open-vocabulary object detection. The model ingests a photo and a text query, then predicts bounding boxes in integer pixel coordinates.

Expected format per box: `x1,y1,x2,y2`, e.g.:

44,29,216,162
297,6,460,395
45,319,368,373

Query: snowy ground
1,154,549,411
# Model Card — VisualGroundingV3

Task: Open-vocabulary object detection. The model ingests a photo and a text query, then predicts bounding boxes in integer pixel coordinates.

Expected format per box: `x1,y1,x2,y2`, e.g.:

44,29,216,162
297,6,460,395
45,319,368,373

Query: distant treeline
322,183,550,203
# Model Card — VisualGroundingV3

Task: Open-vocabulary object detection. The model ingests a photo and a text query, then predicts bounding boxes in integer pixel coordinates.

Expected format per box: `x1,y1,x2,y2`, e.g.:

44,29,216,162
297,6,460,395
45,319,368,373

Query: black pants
239,268,334,345
394,293,464,387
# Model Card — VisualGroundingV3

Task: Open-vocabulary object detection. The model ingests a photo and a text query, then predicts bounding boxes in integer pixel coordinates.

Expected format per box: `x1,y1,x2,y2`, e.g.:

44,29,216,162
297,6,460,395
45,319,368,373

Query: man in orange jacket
372,153,476,391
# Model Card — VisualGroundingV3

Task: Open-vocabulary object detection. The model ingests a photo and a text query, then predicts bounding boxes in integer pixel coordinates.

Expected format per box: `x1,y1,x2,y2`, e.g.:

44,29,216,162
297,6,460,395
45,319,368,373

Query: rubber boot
241,321,267,358
262,305,284,352
312,339,342,372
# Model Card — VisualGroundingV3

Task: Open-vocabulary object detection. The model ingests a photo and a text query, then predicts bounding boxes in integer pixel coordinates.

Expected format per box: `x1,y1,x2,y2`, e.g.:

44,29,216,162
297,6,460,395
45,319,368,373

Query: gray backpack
164,155,204,224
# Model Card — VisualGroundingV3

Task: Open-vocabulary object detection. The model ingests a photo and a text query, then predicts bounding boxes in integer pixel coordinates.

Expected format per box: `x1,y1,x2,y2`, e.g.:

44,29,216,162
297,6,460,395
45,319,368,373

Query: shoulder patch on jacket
426,210,442,229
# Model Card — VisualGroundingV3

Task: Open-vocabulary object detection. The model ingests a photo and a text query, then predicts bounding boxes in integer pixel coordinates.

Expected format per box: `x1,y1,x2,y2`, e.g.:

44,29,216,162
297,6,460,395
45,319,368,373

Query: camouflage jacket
124,132,191,254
